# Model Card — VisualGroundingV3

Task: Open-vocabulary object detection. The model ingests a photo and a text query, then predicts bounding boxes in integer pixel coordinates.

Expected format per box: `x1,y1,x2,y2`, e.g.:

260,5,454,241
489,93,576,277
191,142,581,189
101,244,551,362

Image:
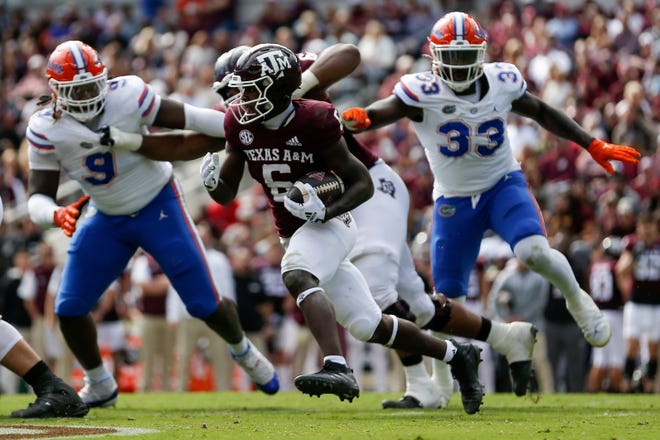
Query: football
287,171,344,205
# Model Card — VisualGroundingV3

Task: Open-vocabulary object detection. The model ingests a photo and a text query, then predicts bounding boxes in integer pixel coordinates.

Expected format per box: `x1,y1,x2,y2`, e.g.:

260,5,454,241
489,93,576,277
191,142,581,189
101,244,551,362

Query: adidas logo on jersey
285,136,302,146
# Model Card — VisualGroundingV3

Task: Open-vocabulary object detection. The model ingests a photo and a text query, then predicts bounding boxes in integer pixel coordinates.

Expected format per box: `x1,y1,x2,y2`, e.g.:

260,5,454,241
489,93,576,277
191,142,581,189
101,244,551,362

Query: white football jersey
394,62,527,198
27,75,171,215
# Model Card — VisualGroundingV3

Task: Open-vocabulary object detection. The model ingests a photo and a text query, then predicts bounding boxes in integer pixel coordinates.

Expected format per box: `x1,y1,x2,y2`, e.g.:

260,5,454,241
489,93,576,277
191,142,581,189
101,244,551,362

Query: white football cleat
566,290,611,347
383,374,449,409
232,341,279,395
78,375,118,408
412,374,450,408
431,360,455,406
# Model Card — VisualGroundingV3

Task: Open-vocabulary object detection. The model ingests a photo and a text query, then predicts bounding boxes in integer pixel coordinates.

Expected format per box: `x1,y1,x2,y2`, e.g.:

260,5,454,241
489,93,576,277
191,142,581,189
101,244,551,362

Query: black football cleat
510,360,534,397
294,360,360,402
382,395,423,409
447,340,484,415
10,378,89,418
502,323,538,397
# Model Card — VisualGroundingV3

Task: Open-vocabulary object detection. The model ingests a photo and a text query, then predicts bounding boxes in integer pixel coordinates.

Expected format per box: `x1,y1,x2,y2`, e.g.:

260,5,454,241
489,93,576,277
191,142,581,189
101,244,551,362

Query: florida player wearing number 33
342,11,642,350
25,40,279,409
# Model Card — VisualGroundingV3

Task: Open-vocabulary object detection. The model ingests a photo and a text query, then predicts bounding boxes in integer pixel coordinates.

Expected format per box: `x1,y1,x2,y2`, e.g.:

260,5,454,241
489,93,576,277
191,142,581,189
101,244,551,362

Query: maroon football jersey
623,235,660,305
224,99,343,238
297,51,379,169
588,259,624,310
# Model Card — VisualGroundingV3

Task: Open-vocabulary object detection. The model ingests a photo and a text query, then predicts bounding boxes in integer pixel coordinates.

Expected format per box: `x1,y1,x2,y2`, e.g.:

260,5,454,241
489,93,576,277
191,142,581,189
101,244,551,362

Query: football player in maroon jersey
616,210,660,393
587,236,626,392
201,43,487,412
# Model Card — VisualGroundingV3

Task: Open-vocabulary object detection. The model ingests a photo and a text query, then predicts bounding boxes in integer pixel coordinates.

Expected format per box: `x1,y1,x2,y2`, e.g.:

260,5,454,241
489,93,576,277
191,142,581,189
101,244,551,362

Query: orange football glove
342,108,371,131
53,194,90,237
587,139,641,174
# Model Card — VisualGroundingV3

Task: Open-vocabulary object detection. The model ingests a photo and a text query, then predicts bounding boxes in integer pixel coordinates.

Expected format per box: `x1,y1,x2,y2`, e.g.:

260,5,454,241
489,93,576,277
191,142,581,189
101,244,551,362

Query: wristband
27,193,59,225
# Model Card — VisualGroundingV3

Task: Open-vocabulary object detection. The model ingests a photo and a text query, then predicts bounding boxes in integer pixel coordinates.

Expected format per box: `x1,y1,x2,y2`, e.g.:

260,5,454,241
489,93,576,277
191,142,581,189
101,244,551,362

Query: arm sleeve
184,104,226,138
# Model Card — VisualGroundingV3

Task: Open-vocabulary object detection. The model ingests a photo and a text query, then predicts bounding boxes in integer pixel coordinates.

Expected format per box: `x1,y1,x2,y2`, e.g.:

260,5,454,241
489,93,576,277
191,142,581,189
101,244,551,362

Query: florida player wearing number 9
342,11,642,350
25,40,279,409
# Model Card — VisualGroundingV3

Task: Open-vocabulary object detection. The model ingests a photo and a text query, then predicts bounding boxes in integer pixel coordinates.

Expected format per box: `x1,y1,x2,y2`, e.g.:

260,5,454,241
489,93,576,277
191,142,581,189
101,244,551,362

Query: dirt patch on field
0,424,156,439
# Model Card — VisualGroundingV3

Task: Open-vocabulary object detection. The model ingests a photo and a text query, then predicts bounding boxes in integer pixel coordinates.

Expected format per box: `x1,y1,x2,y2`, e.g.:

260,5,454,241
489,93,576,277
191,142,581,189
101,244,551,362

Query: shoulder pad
107,75,158,120
394,72,444,106
484,63,527,97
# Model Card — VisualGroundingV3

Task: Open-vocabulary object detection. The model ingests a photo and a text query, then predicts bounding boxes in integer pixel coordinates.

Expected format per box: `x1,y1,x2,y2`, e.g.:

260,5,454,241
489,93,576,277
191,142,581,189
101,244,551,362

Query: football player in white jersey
0,197,88,418
342,11,641,390
26,40,279,408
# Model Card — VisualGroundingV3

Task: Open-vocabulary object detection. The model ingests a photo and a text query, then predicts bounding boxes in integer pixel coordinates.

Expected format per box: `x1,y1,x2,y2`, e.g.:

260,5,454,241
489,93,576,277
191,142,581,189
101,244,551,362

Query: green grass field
1,391,658,440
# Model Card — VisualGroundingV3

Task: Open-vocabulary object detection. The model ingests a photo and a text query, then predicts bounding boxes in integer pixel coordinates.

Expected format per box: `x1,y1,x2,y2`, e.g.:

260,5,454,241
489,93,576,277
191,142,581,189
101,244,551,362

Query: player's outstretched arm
98,126,225,161
152,98,225,138
511,92,641,173
294,43,361,99
342,95,416,132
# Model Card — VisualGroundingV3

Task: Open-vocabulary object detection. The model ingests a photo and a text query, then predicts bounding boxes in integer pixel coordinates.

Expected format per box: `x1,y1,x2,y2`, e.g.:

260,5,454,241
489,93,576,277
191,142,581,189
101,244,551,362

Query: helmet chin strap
451,79,481,102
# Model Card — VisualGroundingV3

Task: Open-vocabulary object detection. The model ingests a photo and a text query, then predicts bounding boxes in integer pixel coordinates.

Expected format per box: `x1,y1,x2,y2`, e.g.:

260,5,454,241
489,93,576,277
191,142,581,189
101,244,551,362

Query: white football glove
200,152,221,191
283,183,326,223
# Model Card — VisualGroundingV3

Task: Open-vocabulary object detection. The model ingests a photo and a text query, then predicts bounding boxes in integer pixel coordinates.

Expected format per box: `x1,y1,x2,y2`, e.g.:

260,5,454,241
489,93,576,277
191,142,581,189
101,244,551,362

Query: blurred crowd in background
0,0,658,396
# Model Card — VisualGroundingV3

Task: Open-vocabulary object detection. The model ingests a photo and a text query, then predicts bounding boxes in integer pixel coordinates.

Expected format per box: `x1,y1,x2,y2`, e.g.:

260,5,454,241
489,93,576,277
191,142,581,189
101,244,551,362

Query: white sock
86,364,111,382
324,355,347,366
431,331,454,385
229,335,249,357
404,362,429,387
442,340,458,362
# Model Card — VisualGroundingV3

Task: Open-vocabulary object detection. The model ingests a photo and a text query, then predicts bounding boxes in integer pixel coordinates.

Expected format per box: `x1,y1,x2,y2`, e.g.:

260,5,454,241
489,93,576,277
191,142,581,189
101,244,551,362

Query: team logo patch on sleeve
438,204,456,217
377,178,396,198
239,129,254,145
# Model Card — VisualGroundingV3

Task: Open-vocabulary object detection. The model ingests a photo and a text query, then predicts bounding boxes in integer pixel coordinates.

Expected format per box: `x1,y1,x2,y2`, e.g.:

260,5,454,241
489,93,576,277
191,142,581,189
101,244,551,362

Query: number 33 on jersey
394,62,526,197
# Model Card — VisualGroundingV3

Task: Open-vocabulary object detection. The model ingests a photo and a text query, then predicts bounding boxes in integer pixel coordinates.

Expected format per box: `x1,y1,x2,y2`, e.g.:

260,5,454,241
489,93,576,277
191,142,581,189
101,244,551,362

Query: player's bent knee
282,269,318,294
55,298,93,317
422,294,453,331
0,320,23,359
514,235,550,271
406,294,435,328
346,316,379,342
383,300,416,323
186,300,220,319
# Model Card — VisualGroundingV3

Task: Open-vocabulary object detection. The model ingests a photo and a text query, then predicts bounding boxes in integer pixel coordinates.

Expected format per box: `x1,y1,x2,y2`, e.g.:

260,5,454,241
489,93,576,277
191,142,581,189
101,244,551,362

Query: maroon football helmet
212,45,250,105
228,43,301,124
